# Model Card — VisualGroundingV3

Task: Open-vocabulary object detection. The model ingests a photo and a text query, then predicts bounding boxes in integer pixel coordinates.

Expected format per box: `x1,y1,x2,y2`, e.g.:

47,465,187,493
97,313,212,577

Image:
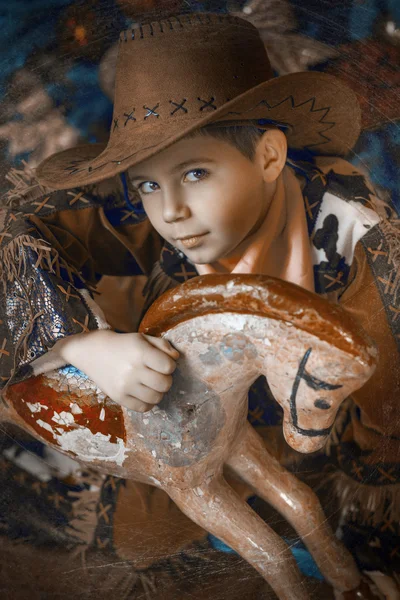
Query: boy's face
127,134,274,265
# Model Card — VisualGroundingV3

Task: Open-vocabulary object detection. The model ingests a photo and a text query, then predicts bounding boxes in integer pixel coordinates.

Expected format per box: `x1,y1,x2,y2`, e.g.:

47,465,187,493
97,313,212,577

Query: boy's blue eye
138,181,159,194
184,169,209,182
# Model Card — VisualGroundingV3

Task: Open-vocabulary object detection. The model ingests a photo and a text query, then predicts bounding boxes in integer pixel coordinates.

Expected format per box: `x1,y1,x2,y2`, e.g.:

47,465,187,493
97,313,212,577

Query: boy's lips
175,232,208,248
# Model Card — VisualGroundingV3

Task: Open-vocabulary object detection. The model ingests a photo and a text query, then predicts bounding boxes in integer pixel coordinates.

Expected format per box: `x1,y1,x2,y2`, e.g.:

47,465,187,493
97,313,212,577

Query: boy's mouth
176,233,208,249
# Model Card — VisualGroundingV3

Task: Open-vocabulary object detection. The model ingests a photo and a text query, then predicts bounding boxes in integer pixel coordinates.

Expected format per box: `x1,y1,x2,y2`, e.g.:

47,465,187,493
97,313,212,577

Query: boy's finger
142,344,177,375
143,334,180,358
118,395,153,413
141,370,173,393
135,383,164,405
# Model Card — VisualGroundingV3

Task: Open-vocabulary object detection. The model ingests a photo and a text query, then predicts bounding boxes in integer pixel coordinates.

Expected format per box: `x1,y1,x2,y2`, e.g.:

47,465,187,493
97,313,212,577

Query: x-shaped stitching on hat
123,109,136,126
144,103,160,119
113,118,119,132
65,158,86,174
170,99,188,115
198,96,217,111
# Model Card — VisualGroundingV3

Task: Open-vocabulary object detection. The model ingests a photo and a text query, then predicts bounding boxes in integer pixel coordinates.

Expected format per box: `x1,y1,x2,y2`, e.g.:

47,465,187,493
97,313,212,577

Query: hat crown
111,13,273,136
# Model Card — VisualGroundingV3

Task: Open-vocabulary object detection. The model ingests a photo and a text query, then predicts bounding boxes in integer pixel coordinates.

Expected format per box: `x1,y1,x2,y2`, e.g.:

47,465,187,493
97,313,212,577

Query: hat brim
36,71,361,190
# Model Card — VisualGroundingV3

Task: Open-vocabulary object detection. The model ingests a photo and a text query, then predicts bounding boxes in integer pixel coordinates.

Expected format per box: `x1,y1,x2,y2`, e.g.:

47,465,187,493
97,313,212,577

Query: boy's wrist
54,329,115,364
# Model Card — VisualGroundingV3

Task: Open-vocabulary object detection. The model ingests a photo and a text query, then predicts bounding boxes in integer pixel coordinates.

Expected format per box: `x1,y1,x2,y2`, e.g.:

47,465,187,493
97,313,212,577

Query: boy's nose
162,192,190,223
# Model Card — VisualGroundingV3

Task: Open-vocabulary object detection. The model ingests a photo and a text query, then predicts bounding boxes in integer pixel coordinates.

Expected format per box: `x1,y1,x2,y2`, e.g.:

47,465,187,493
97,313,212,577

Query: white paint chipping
27,402,49,413
70,403,83,415
37,419,56,437
200,299,218,308
52,411,75,426
56,428,129,466
99,407,105,421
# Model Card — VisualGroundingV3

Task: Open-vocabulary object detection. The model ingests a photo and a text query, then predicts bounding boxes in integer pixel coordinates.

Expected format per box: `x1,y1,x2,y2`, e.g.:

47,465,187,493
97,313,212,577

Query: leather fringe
321,399,400,526
0,232,96,296
323,469,400,527
0,233,49,290
1,162,53,207
0,161,125,208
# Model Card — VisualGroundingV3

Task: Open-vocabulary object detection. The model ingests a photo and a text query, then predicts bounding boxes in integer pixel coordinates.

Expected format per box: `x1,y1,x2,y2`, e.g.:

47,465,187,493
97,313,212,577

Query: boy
0,11,399,594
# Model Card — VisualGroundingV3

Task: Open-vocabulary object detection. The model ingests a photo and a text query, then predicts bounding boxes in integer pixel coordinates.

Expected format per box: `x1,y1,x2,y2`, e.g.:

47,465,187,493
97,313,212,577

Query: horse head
141,274,377,454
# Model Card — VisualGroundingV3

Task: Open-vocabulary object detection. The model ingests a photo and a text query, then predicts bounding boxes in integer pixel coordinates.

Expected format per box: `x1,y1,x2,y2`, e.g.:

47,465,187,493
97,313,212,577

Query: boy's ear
256,128,287,184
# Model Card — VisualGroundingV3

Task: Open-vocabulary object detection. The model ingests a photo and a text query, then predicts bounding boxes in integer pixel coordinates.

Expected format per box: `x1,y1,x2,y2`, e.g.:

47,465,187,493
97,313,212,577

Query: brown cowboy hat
36,12,361,190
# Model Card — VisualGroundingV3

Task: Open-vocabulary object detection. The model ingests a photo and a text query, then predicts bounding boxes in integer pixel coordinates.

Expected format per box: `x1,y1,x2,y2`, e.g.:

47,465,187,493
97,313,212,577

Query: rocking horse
1,274,379,600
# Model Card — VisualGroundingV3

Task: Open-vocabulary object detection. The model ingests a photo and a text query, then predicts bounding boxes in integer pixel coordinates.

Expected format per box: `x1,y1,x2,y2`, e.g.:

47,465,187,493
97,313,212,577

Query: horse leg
226,421,361,593
167,475,310,600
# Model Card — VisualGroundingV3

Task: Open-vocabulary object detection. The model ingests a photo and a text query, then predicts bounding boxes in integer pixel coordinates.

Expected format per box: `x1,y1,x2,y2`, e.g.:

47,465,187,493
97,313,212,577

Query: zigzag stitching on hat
294,97,335,147
226,95,335,147
285,97,335,145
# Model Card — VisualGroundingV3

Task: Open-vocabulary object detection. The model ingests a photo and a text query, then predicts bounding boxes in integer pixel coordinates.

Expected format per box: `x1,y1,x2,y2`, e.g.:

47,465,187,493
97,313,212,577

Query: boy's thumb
143,334,180,358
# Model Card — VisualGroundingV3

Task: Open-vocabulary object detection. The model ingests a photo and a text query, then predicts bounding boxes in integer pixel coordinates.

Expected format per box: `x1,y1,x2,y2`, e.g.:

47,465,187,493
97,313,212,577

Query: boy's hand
55,330,179,413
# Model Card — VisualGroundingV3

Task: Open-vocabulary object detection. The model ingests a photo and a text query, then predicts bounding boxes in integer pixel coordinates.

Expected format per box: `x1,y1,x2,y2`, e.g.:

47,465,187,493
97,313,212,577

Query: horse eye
314,399,331,410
